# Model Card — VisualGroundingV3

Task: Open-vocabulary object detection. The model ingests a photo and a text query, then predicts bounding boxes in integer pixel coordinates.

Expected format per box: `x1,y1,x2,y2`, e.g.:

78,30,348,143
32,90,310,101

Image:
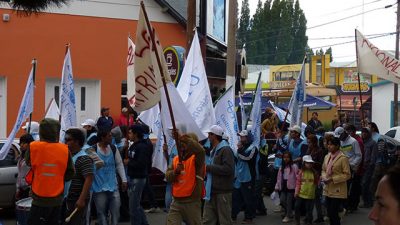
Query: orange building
0,1,187,137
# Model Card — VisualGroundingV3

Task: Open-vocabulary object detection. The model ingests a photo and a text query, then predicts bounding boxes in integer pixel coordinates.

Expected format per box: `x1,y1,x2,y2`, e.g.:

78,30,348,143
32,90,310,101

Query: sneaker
145,207,160,213
274,206,283,213
339,209,346,218
241,219,254,224
282,216,292,223
323,216,329,221
314,218,325,223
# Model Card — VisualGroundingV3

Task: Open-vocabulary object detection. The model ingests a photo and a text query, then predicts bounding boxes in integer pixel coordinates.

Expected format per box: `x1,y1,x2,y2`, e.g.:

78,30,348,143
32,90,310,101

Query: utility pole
226,0,237,91
186,0,196,53
394,0,400,126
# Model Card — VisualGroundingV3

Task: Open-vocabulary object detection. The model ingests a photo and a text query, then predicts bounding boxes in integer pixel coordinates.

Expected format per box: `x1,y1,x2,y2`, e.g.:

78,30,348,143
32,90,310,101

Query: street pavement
1,197,373,225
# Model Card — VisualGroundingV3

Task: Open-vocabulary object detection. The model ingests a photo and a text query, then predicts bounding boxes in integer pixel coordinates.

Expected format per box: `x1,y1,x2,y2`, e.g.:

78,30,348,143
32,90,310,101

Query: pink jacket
275,164,298,191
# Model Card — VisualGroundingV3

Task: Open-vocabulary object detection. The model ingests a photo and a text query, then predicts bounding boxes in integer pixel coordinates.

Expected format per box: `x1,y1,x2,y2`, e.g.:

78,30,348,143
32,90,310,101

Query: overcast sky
240,0,397,62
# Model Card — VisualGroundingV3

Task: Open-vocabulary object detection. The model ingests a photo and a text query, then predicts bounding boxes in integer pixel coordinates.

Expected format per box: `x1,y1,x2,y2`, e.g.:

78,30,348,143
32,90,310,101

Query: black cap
101,107,110,113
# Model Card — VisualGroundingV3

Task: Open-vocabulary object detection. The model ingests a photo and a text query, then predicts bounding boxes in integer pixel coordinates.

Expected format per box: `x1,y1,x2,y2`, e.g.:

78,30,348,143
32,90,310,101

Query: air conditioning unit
3,14,10,22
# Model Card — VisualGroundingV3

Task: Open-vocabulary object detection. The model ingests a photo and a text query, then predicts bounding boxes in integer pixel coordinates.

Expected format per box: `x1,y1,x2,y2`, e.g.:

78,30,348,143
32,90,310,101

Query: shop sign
269,81,295,89
163,46,185,85
341,82,370,93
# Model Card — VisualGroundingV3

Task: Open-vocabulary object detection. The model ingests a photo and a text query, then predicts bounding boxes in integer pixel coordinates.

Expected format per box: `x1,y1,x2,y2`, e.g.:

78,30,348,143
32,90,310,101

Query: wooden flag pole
140,2,182,162
354,30,365,127
27,58,37,134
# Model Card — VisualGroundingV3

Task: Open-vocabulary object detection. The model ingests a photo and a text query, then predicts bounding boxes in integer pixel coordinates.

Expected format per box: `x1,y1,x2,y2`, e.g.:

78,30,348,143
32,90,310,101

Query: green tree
247,0,265,64
274,0,293,64
237,0,250,48
288,0,308,64
325,47,333,62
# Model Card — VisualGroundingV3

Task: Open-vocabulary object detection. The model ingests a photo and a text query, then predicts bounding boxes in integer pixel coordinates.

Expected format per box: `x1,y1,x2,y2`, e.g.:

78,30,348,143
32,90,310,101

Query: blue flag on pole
287,58,306,128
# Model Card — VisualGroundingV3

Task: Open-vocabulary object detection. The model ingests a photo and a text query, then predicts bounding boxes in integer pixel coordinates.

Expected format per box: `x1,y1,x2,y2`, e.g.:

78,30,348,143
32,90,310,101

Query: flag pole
213,85,234,107
27,59,37,134
354,30,365,127
244,72,261,130
140,1,182,161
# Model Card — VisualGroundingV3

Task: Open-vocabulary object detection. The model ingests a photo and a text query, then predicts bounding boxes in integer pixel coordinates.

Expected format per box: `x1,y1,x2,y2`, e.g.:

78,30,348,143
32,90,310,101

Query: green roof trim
245,83,270,90
369,80,391,88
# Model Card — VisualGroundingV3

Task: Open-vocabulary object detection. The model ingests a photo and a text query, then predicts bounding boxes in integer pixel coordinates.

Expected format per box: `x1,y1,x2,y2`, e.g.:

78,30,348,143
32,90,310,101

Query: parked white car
385,126,400,142
0,139,20,208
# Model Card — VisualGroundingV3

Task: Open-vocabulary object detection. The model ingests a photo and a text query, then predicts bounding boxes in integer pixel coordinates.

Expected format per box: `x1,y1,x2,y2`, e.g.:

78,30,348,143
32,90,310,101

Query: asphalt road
0,198,373,225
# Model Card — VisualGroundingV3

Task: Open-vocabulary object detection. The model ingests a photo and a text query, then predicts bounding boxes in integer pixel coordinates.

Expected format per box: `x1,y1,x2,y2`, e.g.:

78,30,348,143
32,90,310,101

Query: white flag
250,78,262,147
134,6,171,112
214,86,239,153
60,47,77,142
0,66,34,159
269,100,307,132
356,29,400,84
127,37,136,107
45,98,60,120
239,94,247,131
177,31,215,135
161,82,207,141
288,59,306,128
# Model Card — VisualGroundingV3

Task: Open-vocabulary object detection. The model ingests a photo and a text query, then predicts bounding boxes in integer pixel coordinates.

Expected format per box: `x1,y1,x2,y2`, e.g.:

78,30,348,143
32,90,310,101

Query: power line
314,0,383,17
245,32,395,60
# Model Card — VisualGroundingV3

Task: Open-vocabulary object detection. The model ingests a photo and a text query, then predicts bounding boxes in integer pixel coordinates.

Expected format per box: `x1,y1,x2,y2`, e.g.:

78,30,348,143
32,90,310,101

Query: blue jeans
129,178,149,225
93,191,121,225
165,183,173,212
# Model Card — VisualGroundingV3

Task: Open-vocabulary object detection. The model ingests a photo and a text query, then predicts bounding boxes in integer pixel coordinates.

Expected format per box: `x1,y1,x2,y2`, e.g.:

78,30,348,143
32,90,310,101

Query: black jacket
127,139,152,178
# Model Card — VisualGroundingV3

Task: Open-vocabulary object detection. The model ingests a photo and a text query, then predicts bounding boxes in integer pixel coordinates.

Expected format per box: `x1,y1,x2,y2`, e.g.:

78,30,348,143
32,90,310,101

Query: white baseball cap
81,119,96,127
302,155,315,163
208,125,224,136
22,121,39,133
289,125,301,134
334,127,345,138
238,130,249,137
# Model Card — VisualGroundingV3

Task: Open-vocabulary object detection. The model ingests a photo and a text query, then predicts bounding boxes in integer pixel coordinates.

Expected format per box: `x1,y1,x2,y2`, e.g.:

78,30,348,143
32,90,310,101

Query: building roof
369,80,392,87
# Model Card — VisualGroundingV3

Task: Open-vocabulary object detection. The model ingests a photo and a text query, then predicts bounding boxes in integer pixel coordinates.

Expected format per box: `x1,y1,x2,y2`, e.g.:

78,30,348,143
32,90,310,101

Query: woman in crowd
369,164,400,225
321,137,351,225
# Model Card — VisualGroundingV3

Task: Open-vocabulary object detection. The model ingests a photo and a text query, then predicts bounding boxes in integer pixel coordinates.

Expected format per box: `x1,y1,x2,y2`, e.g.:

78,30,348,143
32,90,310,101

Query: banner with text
356,29,400,84
127,37,136,107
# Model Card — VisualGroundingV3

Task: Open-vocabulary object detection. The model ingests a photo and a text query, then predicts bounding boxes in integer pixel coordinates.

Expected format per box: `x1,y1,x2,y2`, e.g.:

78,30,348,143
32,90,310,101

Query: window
0,143,18,167
385,130,397,138
54,86,60,106
81,87,86,111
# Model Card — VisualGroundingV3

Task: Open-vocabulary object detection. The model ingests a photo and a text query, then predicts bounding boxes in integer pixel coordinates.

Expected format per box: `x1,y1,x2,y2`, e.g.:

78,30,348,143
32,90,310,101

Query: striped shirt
67,155,94,201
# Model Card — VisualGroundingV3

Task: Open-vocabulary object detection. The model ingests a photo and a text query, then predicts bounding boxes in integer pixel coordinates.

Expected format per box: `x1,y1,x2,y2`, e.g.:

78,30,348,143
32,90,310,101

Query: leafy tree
274,0,293,64
237,0,250,48
325,47,333,62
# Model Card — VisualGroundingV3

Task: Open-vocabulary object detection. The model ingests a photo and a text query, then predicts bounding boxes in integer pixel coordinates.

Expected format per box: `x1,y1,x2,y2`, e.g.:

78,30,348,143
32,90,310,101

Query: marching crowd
10,106,400,225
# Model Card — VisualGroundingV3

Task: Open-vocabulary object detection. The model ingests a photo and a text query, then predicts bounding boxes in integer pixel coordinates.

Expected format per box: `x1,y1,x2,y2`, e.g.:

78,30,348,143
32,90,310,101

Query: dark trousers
315,184,325,219
142,177,157,208
361,165,375,207
231,181,256,220
348,174,362,210
295,197,314,223
28,204,61,225
255,175,267,214
326,197,342,225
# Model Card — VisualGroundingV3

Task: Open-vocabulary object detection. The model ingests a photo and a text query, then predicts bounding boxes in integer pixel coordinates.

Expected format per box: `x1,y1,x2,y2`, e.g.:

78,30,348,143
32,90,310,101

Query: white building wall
1,0,177,23
372,83,398,133
0,77,6,138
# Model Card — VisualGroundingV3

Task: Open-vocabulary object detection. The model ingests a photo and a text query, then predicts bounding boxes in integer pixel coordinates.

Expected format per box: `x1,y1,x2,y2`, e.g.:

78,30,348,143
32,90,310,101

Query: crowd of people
11,106,400,225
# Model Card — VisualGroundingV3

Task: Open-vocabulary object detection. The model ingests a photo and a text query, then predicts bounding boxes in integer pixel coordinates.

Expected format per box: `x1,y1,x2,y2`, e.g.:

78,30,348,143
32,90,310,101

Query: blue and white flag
177,30,215,136
214,86,239,153
239,94,247,131
249,77,262,148
287,58,306,128
59,47,77,142
0,65,35,159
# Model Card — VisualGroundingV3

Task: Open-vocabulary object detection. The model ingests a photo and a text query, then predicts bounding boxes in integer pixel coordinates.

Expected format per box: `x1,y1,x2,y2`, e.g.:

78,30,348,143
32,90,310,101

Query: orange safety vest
172,155,205,198
30,141,69,197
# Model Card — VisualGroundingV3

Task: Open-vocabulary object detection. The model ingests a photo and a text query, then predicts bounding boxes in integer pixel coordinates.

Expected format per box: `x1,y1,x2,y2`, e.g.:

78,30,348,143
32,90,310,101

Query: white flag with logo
0,66,34,159
134,6,171,112
214,86,239,153
250,78,262,147
45,98,60,120
356,29,400,84
127,37,136,107
177,31,215,135
288,59,306,128
60,47,77,142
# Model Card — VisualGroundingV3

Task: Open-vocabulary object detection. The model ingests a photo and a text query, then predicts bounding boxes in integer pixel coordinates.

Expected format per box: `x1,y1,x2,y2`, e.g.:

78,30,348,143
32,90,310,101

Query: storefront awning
336,95,370,111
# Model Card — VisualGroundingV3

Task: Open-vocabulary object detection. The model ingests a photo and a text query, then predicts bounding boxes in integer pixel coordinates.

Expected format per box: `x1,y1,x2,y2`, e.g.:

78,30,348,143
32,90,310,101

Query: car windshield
0,143,18,167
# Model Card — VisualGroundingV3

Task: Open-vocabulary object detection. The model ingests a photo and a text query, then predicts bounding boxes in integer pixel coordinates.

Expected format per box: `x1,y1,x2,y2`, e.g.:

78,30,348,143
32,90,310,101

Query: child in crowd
275,151,298,223
295,155,319,225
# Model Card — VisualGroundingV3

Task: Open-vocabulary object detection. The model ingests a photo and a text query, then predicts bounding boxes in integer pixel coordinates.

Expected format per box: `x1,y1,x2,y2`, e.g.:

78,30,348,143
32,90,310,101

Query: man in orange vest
25,118,75,225
165,129,205,225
